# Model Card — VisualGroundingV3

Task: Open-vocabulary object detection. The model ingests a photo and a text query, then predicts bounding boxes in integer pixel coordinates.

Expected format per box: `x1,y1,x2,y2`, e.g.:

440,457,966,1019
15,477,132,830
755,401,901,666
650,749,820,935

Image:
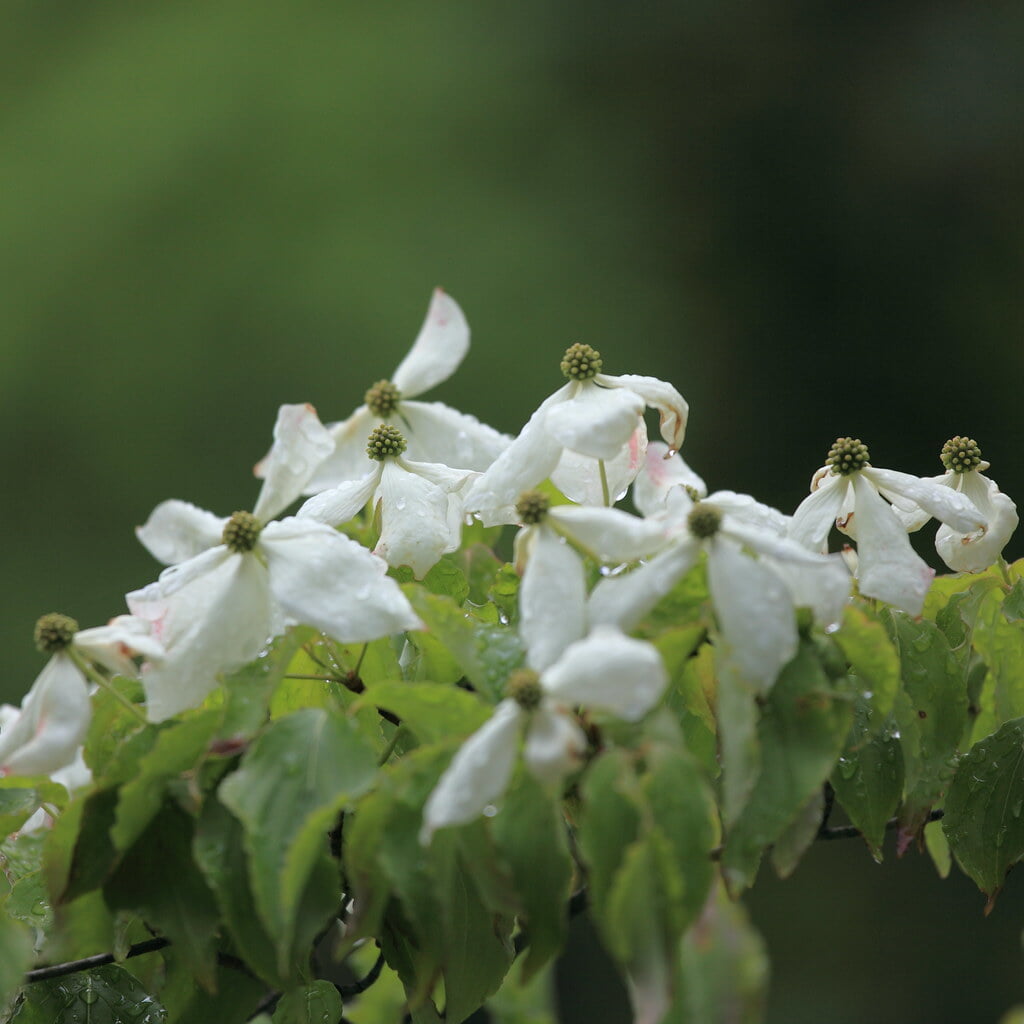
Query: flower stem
68,649,148,724
598,459,611,507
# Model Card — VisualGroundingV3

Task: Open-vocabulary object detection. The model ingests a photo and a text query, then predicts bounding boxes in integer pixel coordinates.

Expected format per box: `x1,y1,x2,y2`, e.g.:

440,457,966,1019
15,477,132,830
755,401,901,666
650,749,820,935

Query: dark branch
338,950,385,997
25,937,170,983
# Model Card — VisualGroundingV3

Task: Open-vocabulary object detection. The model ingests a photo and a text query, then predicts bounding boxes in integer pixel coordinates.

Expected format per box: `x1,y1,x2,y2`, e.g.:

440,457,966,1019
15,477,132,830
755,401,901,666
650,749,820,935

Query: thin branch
25,937,170,983
338,951,385,997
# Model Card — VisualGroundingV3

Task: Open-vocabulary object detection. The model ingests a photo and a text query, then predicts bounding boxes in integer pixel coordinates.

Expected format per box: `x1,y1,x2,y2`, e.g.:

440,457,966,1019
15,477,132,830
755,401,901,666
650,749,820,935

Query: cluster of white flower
4,291,1017,847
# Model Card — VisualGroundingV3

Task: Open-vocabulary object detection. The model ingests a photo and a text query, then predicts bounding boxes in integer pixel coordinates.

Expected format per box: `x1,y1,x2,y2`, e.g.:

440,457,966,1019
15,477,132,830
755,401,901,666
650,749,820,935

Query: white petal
253,404,336,523
136,500,226,566
707,536,797,693
599,373,689,450
707,490,789,536
523,706,587,785
297,468,381,526
374,461,460,578
420,700,524,843
551,423,647,506
520,526,587,672
73,615,165,676
632,441,707,516
544,382,645,460
0,655,90,777
886,472,950,533
397,456,476,494
788,473,848,552
392,289,471,397
301,406,377,493
550,505,668,563
935,472,1018,573
462,387,571,525
128,552,278,722
588,541,700,632
399,401,511,471
850,474,934,615
541,626,668,720
261,517,422,639
724,519,841,567
864,466,987,535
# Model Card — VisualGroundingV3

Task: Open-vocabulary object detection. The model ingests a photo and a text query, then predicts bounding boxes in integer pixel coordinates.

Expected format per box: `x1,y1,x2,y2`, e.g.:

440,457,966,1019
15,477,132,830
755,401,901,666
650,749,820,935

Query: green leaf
972,584,1024,731
770,788,824,879
635,560,709,638
157,952,265,1024
656,632,717,778
0,778,67,837
356,682,490,745
393,557,470,604
50,788,120,903
83,685,157,787
723,640,852,891
833,604,900,725
944,716,1024,910
486,961,557,1024
716,663,760,828
456,543,504,608
1002,578,1024,622
8,963,166,1024
104,801,220,991
218,708,378,971
272,980,343,1024
0,909,34,1013
924,816,952,878
218,631,306,738
487,563,520,624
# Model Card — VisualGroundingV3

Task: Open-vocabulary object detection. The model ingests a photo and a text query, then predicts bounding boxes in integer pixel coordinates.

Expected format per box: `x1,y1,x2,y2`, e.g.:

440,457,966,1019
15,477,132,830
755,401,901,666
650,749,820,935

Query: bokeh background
3,3,1023,1021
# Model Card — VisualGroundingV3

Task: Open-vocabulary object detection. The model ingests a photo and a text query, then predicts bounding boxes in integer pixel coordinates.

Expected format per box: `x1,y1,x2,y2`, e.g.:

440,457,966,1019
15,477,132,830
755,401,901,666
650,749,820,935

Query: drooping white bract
298,423,476,579
789,437,988,615
631,441,708,516
889,437,1018,574
464,343,688,525
419,626,667,844
129,405,421,721
0,614,163,777
291,289,510,489
589,486,850,693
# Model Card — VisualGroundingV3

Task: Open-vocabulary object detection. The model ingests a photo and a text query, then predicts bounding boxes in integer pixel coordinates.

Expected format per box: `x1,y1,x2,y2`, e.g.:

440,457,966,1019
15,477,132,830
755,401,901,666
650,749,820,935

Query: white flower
289,289,509,488
419,627,667,843
464,342,688,524
298,423,475,579
129,406,420,721
789,437,988,614
890,437,1018,574
590,487,850,692
631,441,708,517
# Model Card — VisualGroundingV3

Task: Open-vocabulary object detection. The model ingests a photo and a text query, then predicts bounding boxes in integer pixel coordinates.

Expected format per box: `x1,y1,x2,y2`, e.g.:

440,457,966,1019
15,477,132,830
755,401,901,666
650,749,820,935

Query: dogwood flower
589,487,850,692
789,437,988,614
130,405,420,721
890,437,1018,573
293,289,509,489
464,343,688,524
0,613,163,776
419,626,667,843
298,424,475,579
631,441,708,516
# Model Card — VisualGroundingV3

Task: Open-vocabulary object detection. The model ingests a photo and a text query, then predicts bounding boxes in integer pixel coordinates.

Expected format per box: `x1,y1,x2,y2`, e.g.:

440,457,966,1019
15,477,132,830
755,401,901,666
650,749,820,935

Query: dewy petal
392,289,471,398
127,551,279,722
399,400,511,472
261,517,422,639
936,472,1018,573
297,467,382,526
374,460,460,578
420,699,524,843
707,535,797,693
887,473,950,533
550,505,668,563
863,466,987,535
599,373,689,451
632,441,707,517
850,473,934,615
136,500,227,566
706,491,789,537
253,404,336,523
789,473,849,552
541,626,668,720
544,382,645,460
522,705,587,786
551,423,648,506
463,386,571,526
0,654,90,776
73,615,165,676
520,526,587,672
588,540,701,633
302,406,377,494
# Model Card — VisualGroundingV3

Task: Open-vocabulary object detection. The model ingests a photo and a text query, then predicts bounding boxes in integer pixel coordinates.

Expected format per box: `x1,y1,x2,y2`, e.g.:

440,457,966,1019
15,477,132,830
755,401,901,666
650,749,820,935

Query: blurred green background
3,2,1023,1021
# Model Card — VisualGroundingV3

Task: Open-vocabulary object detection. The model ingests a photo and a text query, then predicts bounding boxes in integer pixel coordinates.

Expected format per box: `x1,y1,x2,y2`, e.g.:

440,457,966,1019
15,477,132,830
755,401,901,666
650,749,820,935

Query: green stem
598,459,611,507
353,643,369,677
68,650,148,724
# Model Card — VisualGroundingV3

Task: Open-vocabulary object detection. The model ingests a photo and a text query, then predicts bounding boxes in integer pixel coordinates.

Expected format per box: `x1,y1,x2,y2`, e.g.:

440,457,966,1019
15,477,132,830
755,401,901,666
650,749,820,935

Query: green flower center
364,379,402,418
941,436,983,474
516,490,550,525
506,669,543,711
826,437,870,476
366,424,407,461
687,502,722,540
560,343,602,381
35,613,79,654
222,511,262,553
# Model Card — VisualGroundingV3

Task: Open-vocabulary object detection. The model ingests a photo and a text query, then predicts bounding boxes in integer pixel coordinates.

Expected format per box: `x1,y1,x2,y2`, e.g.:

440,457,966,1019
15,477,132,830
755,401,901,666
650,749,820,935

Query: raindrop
395,498,407,511
482,804,498,817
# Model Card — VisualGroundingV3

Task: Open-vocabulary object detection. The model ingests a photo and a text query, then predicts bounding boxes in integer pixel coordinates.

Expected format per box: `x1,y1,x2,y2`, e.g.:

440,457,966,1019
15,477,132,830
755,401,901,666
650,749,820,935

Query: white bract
465,343,688,524
419,626,667,844
292,289,509,489
789,437,988,615
130,405,421,721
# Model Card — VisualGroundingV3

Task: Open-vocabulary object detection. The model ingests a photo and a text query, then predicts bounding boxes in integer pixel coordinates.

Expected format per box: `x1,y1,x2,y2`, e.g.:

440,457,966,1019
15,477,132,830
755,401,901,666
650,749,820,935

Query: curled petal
864,466,987,535
392,289,471,397
74,615,165,676
301,406,377,494
400,400,511,471
523,706,587,786
544,382,644,460
632,441,707,516
600,373,689,451
136,500,227,566
550,505,668,563
420,700,524,843
789,473,849,552
936,472,1018,573
297,468,381,526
